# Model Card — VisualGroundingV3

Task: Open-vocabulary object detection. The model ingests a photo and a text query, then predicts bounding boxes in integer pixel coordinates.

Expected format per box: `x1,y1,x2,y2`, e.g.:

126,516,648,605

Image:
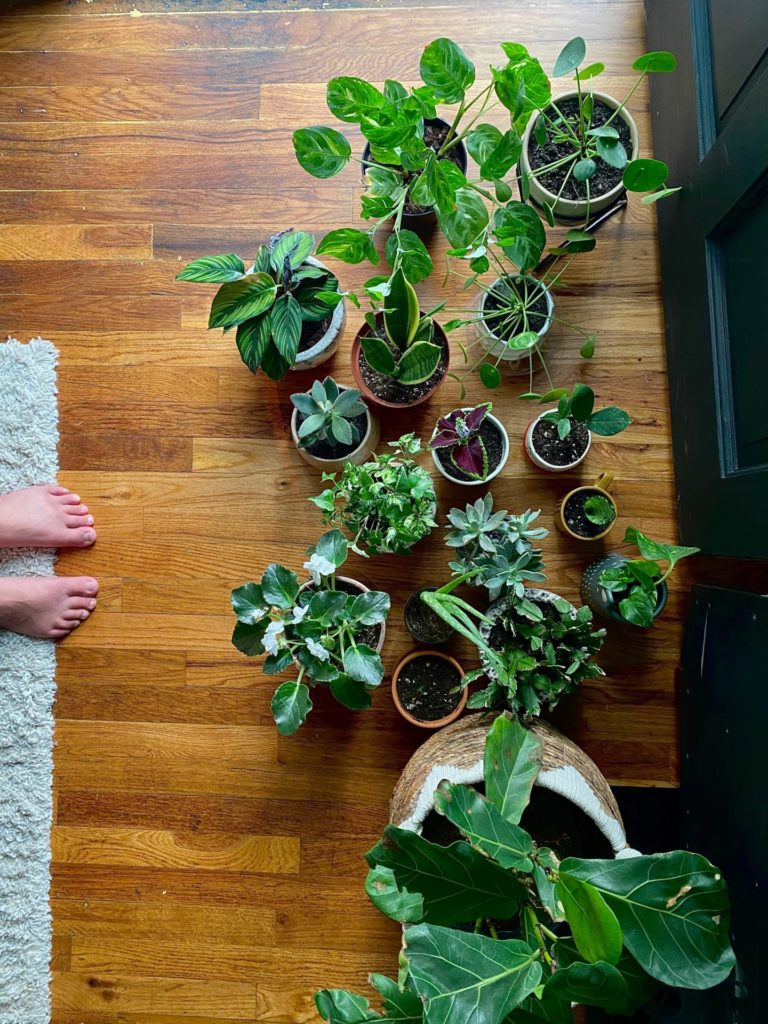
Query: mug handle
593,471,614,492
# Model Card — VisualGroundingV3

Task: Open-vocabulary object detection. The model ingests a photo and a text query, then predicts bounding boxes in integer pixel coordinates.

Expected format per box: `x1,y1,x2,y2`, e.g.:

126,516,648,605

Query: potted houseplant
582,526,699,628
403,587,454,645
351,268,449,409
391,649,467,729
289,376,379,472
230,529,389,735
310,434,437,556
316,716,735,1024
428,403,509,485
176,230,347,379
520,38,679,224
524,382,631,471
557,471,617,541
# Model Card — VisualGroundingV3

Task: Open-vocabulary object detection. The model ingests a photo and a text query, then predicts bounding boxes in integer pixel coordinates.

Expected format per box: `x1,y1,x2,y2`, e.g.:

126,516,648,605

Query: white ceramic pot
524,408,591,473
292,256,346,371
290,385,379,473
431,409,509,486
297,575,386,654
520,91,639,222
476,275,554,368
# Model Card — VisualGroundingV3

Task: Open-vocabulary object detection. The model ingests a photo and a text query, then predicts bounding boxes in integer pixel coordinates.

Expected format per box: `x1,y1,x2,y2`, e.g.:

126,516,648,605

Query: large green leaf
365,865,424,923
586,407,632,436
384,267,420,350
261,340,291,381
394,340,442,386
483,714,542,824
479,130,522,182
231,618,267,656
466,123,503,166
349,590,390,626
315,989,377,1023
361,334,397,376
261,563,299,608
437,188,489,249
633,51,677,73
623,158,669,192
235,314,272,373
231,582,266,622
269,230,314,273
317,228,378,265
560,851,736,989
385,229,433,284
327,76,385,123
271,680,313,735
543,960,629,1012
419,37,475,102
343,644,384,687
494,44,551,132
368,975,423,1020
176,252,245,283
555,874,622,965
404,924,543,1024
208,273,277,329
270,293,303,365
293,126,352,178
366,825,524,925
493,202,545,272
623,526,699,570
434,781,534,871
313,528,349,569
331,673,374,710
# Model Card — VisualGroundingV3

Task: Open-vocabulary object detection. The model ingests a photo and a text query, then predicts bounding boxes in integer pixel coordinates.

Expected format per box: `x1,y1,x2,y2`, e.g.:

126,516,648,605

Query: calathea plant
230,529,389,736
310,435,437,556
176,230,347,380
317,715,735,1024
428,404,493,480
290,377,367,450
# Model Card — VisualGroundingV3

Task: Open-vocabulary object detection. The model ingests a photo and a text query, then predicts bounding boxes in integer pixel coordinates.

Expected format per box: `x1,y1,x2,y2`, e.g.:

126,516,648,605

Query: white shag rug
0,339,59,1024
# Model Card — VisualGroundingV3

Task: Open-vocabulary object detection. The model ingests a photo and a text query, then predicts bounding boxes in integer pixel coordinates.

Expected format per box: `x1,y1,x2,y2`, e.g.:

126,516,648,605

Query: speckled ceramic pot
580,553,668,626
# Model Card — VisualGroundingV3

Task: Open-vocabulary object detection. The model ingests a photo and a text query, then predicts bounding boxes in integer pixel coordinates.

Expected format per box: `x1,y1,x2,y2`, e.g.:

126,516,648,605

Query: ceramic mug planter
289,385,380,474
403,588,454,645
557,471,617,541
362,117,468,234
520,91,639,223
391,649,467,729
580,553,668,626
350,314,450,411
298,576,386,653
476,275,554,371
430,409,509,486
292,256,346,371
525,408,591,472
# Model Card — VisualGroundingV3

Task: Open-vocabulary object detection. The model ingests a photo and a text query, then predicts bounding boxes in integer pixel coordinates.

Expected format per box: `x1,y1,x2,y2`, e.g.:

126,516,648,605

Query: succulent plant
290,377,367,450
428,403,492,479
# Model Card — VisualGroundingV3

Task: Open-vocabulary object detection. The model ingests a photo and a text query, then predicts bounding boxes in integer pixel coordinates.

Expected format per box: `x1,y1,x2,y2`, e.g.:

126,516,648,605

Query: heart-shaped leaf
271,680,313,735
327,76,385,123
623,158,669,192
419,37,475,102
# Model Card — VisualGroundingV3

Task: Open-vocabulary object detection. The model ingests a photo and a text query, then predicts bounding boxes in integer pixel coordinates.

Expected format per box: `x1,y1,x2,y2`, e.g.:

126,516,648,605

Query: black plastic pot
580,553,668,627
403,588,454,645
361,117,468,233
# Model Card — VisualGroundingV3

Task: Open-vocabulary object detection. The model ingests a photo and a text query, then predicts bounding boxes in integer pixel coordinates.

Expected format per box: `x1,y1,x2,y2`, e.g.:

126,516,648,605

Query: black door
645,1,768,558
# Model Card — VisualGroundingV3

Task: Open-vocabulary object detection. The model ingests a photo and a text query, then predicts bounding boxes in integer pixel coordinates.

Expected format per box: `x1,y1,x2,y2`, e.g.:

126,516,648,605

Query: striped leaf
176,252,245,283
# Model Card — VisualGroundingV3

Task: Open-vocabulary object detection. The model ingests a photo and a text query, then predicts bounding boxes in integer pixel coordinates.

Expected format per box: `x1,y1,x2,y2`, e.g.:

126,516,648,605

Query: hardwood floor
0,0,729,1020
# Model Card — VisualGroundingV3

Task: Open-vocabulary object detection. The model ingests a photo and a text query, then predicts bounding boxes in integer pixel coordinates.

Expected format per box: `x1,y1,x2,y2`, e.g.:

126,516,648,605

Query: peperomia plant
290,377,367,451
428,404,493,481
318,715,735,1024
528,381,631,439
177,230,347,380
600,526,699,627
230,529,389,735
310,435,437,556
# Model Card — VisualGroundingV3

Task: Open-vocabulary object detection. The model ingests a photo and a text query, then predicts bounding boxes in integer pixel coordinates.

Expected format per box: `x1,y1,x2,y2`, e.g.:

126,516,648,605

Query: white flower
262,619,285,656
291,605,309,624
249,607,267,625
303,552,336,584
305,637,330,662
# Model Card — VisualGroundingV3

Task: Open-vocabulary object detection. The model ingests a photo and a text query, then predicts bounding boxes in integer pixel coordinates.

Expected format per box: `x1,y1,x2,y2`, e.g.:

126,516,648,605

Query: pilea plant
310,435,437,556
317,716,735,1024
428,403,493,481
230,529,390,736
290,377,367,451
529,382,631,439
177,230,347,380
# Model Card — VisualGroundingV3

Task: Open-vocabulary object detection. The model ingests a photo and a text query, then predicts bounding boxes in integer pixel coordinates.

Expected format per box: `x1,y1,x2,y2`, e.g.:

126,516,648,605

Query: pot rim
430,408,510,486
476,274,555,360
293,255,346,367
525,409,591,471
403,587,454,645
559,483,617,542
588,553,669,621
351,315,450,410
298,574,386,654
391,648,467,729
289,383,374,465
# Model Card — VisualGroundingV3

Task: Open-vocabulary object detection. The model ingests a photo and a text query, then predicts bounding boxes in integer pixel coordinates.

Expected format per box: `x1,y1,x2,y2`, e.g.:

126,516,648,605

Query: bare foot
0,485,96,549
0,576,98,639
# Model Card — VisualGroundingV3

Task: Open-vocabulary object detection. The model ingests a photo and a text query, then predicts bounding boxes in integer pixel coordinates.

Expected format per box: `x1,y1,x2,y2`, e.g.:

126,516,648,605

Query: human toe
69,526,97,548
65,576,99,598
65,503,90,516
58,492,81,505
66,514,94,528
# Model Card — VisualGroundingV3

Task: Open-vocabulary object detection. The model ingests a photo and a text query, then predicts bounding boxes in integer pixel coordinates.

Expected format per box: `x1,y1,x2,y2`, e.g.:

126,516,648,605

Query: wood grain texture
3,0,764,1021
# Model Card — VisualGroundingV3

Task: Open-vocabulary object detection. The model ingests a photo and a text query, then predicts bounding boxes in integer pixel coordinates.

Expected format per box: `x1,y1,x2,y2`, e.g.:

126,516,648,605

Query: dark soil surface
304,578,381,649
357,321,447,405
435,418,505,482
527,97,632,202
563,488,614,538
531,417,589,467
396,654,462,722
296,408,368,461
298,315,332,353
483,278,549,341
404,588,454,644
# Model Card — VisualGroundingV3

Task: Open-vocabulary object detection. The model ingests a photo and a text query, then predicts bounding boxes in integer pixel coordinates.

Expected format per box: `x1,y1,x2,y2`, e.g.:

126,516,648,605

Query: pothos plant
230,529,390,735
176,230,348,380
316,715,735,1024
310,435,437,556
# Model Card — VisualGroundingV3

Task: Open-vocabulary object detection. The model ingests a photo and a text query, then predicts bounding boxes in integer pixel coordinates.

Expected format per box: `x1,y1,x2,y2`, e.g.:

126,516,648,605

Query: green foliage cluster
291,377,368,451
526,381,632,439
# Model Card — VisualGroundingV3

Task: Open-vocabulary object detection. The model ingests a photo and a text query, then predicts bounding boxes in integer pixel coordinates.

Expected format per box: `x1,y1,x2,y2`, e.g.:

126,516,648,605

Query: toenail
84,530,95,542
81,610,89,620
89,599,96,610
86,582,97,594
72,495,80,502
86,516,94,525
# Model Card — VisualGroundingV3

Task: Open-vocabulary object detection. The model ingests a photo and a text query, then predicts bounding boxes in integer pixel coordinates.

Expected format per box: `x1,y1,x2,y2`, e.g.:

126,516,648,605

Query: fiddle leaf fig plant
319,716,735,1024
230,529,390,735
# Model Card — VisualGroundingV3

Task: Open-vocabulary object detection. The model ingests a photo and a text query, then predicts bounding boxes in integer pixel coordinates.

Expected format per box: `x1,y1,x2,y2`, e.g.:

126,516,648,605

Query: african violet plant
317,716,735,1024
230,529,389,735
177,230,346,380
290,377,367,451
311,435,437,556
428,404,493,481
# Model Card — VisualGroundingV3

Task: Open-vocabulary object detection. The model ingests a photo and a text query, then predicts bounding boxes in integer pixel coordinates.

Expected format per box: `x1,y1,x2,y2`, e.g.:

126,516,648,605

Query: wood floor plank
0,224,151,260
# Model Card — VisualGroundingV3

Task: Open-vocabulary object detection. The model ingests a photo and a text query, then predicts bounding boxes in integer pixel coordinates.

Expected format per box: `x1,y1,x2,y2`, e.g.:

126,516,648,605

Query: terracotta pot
524,409,591,472
289,385,379,473
298,575,386,653
430,409,509,486
350,315,450,410
520,91,639,223
292,256,346,370
557,471,617,541
476,275,554,371
391,649,467,730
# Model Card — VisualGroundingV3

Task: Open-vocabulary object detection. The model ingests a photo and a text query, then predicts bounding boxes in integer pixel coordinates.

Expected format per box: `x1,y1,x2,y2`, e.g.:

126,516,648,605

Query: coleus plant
428,403,493,480
527,381,631,439
316,716,735,1024
600,526,699,627
290,377,368,451
176,230,347,380
230,529,390,735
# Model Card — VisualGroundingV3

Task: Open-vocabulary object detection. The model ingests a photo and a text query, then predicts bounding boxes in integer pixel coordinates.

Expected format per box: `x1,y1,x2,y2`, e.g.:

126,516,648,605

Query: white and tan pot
476,276,554,369
520,91,639,222
290,385,379,473
292,256,346,371
524,408,591,472
296,575,386,667
390,712,639,858
478,588,564,682
430,409,509,486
